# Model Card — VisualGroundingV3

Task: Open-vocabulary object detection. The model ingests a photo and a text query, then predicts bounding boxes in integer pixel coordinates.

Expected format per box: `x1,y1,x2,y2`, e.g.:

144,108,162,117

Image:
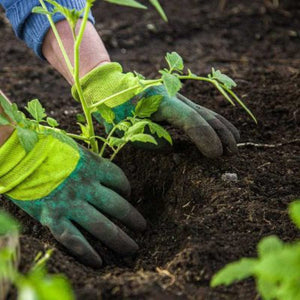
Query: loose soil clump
0,0,299,299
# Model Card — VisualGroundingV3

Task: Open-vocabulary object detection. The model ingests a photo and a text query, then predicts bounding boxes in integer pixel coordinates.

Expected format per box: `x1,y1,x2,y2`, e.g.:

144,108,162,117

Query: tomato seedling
0,0,256,160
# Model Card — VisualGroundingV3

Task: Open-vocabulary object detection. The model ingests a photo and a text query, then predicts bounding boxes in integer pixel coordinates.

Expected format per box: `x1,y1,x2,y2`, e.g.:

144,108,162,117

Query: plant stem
99,125,119,157
73,2,98,153
39,0,73,75
110,144,126,161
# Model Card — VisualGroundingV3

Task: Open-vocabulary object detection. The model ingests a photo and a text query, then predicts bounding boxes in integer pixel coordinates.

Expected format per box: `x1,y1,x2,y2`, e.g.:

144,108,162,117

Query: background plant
0,211,74,300
211,200,300,300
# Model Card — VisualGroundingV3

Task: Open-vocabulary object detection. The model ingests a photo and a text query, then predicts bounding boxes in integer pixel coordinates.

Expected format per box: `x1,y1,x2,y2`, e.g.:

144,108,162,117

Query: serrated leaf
116,121,131,132
0,94,14,121
45,129,78,151
125,120,149,137
162,72,182,97
97,104,115,124
211,68,237,90
257,236,284,258
47,117,59,127
147,121,172,144
76,114,86,123
135,95,162,118
104,0,147,9
109,137,126,147
0,114,10,125
149,0,168,21
11,103,26,123
289,200,300,229
128,133,158,145
77,123,89,139
25,99,46,123
166,52,184,72
211,258,257,287
16,126,39,153
32,6,53,15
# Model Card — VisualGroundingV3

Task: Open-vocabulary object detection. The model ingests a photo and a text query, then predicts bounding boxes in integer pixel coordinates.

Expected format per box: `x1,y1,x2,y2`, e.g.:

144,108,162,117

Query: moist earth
0,0,300,299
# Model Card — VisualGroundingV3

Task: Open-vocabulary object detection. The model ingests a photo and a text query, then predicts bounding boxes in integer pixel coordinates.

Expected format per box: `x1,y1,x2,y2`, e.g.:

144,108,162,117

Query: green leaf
109,137,126,147
97,104,115,124
104,0,147,9
210,68,237,90
211,258,257,287
128,133,158,145
0,114,10,125
25,99,46,123
115,121,131,132
147,121,172,145
149,0,168,21
257,236,284,258
161,72,182,97
125,120,149,137
16,126,39,153
77,123,89,140
46,117,59,127
256,278,278,300
165,52,184,72
0,94,14,121
76,114,86,123
32,6,53,15
135,95,162,118
44,129,78,151
0,211,19,235
289,200,300,229
11,103,26,124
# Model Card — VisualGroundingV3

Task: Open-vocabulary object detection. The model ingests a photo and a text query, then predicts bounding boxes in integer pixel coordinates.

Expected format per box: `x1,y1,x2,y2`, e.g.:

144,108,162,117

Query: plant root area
0,0,300,299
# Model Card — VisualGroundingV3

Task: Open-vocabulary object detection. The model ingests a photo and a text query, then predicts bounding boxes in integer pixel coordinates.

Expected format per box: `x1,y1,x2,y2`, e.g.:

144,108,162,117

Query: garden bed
0,0,299,299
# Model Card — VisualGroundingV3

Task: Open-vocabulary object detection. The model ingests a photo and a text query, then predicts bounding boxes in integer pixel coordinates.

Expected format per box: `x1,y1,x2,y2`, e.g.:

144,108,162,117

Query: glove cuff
71,62,142,108
0,130,80,200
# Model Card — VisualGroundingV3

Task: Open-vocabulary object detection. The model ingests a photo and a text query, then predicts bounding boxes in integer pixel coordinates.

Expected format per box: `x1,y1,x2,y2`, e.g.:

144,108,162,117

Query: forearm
42,20,110,84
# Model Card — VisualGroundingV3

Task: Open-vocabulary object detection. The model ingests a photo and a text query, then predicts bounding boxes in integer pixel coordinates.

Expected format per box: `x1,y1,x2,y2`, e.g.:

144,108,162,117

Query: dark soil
1,0,300,299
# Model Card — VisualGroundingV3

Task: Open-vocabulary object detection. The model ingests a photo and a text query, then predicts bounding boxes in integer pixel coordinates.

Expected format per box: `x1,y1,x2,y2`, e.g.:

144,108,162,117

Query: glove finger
177,93,240,142
47,219,103,268
70,202,139,256
176,94,238,154
152,95,223,158
88,183,146,232
85,150,131,197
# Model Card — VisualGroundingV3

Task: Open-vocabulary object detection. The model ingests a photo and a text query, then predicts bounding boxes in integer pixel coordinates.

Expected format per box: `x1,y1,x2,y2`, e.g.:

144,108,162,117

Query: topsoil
0,0,300,299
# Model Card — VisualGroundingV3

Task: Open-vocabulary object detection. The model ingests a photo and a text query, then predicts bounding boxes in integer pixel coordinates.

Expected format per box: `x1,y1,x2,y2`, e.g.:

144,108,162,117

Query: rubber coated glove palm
72,63,240,158
0,131,146,267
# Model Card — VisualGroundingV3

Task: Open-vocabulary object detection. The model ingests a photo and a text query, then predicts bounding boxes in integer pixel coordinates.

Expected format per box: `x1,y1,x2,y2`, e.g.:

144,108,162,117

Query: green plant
0,0,256,160
211,200,300,300
0,211,74,300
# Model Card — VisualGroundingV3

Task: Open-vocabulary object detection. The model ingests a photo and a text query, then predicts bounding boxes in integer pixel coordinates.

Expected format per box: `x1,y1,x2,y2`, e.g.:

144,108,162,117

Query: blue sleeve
0,0,95,59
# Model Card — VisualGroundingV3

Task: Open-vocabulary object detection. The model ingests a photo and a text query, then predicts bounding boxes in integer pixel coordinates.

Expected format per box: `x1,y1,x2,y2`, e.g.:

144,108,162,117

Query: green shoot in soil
0,211,74,300
211,200,300,300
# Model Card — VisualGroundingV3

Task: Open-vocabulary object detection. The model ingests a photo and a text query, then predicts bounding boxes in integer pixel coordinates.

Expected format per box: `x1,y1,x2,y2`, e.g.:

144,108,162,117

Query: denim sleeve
0,0,95,59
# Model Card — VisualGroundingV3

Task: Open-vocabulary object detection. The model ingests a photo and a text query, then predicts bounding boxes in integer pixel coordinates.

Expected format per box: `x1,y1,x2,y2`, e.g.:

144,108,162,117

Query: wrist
43,20,111,84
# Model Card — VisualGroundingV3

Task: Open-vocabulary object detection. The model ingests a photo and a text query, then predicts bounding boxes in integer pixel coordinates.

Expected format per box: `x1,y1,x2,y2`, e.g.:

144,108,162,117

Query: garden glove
0,130,146,268
72,63,240,158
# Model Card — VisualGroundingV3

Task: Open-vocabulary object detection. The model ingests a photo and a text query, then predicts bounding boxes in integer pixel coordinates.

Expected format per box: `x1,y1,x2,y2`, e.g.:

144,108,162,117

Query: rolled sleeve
0,0,95,58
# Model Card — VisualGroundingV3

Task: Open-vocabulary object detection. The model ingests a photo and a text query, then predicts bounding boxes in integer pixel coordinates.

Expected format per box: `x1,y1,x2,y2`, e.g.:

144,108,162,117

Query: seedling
0,211,74,300
211,200,300,300
0,0,256,160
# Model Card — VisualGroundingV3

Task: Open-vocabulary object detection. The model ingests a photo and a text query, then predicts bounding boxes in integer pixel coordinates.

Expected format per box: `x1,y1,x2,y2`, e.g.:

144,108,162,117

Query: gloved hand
0,131,146,268
72,63,240,158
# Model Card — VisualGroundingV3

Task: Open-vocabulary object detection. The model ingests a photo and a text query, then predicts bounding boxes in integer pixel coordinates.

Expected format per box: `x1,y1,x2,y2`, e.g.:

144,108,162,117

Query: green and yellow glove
0,131,146,267
72,62,240,158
